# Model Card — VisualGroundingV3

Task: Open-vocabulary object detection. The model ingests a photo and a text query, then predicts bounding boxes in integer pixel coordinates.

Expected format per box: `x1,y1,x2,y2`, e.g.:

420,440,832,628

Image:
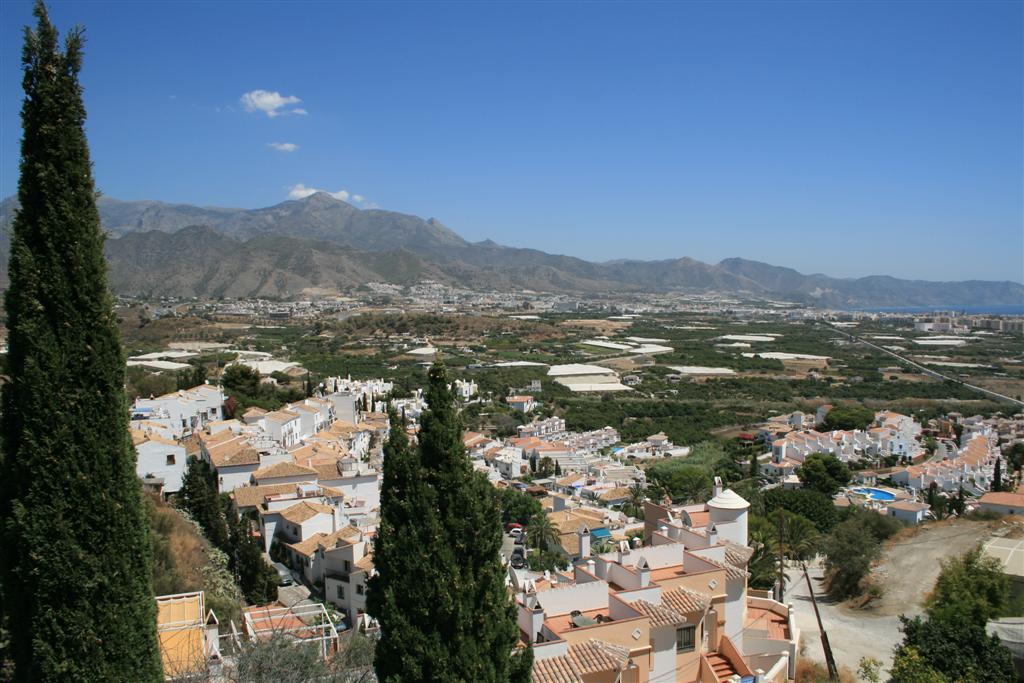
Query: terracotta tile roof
355,553,374,572
661,586,711,615
264,410,300,423
207,437,259,467
273,501,334,524
231,483,301,509
252,461,317,481
723,541,755,567
199,428,237,445
888,501,930,512
568,639,628,675
531,655,583,683
286,526,361,557
980,492,1024,508
630,599,684,627
598,487,631,502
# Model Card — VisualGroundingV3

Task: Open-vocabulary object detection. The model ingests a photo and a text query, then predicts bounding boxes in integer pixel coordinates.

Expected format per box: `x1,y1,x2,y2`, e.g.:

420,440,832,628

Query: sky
1,1,1021,283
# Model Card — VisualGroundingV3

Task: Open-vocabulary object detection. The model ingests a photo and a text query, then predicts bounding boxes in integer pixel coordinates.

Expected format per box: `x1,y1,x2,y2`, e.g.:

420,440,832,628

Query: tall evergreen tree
181,456,229,550
0,3,162,679
367,409,447,681
992,456,1002,492
227,512,278,604
369,368,530,682
418,363,530,682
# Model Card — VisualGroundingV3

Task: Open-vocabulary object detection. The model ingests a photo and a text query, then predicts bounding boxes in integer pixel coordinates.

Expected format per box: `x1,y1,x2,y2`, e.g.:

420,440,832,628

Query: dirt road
787,519,1004,675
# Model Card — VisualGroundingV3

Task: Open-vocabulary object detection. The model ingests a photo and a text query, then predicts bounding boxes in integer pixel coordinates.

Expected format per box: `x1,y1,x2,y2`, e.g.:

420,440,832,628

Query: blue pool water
851,487,896,502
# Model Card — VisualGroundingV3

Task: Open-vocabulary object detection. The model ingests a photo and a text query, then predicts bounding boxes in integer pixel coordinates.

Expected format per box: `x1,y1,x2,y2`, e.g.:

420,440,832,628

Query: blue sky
1,1,1021,282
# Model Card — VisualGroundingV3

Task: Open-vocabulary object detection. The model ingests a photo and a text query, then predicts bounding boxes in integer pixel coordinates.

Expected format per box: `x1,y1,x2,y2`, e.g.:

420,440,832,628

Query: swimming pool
851,487,896,502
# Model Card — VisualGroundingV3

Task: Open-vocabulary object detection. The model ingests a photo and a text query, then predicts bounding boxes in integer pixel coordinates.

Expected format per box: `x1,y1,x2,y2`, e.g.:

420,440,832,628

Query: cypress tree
181,456,229,550
0,3,162,680
367,409,448,681
227,512,278,604
370,370,531,682
992,456,1002,492
417,363,530,682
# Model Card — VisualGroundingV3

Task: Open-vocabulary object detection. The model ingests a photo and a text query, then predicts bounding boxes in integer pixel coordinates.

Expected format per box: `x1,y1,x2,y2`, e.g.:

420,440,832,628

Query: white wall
136,440,187,494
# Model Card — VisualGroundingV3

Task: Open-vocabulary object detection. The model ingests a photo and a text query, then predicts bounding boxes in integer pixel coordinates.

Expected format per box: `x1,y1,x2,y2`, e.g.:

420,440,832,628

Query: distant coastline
853,304,1024,316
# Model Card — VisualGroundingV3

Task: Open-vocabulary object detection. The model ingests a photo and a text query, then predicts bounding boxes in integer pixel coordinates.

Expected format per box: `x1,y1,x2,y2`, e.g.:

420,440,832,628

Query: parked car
272,562,293,586
509,527,523,538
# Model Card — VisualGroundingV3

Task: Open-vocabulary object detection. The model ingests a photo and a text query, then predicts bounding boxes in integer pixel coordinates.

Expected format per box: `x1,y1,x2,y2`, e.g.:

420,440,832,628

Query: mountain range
1,193,1021,308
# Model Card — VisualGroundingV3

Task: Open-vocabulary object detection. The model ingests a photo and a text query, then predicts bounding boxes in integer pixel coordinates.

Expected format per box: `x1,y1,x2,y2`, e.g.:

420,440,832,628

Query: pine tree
992,456,1002,492
0,3,163,679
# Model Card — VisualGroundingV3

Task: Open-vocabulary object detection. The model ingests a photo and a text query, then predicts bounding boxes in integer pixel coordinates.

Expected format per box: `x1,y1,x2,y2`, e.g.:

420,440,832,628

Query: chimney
578,525,591,560
636,556,651,588
712,476,723,499
707,524,718,546
529,600,545,643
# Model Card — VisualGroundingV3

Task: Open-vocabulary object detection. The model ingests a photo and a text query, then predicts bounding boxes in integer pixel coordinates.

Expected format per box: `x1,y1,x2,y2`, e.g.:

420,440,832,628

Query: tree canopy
797,453,851,496
924,546,1010,626
821,404,875,431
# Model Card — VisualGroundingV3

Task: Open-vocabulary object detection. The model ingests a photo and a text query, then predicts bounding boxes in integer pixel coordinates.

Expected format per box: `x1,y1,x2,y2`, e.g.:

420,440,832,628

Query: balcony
325,570,351,583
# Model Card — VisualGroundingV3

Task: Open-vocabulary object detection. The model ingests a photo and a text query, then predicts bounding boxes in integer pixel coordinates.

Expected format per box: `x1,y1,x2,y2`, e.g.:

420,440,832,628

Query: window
344,560,351,572
675,626,695,653
356,584,364,595
166,454,176,466
336,585,345,600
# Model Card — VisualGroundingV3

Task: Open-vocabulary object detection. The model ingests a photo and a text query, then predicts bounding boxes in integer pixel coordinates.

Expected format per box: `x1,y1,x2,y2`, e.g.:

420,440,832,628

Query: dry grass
558,319,631,334
795,658,858,683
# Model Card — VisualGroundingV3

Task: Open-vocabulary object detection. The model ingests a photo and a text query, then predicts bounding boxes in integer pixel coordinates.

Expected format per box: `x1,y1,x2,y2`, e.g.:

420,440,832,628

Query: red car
505,522,523,532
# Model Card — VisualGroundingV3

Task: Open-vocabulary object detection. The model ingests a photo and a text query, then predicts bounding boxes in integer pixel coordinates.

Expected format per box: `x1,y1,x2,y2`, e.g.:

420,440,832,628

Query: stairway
706,653,739,682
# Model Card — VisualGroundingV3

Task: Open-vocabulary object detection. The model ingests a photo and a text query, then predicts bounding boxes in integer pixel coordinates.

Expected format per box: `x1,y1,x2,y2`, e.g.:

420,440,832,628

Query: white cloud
240,89,305,117
287,183,367,204
267,142,299,152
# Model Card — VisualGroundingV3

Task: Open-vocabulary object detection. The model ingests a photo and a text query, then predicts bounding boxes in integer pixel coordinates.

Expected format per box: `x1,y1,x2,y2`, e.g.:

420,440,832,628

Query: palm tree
625,481,646,518
747,516,779,591
528,511,557,553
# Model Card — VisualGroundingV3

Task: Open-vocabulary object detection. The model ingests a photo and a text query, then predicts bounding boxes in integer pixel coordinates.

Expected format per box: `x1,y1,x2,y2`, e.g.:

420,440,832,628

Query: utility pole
776,511,786,602
802,562,838,680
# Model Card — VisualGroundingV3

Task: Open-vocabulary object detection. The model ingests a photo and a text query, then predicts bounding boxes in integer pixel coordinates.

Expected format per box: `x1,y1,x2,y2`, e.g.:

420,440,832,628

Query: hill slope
2,194,1021,306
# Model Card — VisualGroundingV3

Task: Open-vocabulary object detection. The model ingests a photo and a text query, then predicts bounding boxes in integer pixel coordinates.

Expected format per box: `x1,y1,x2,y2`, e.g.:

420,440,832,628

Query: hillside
1,193,1021,306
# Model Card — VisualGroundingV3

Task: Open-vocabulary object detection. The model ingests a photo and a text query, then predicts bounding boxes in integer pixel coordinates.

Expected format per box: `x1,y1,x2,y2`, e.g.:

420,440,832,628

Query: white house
887,500,930,525
978,492,1024,516
260,501,340,552
507,395,537,413
264,409,301,448
132,384,225,438
311,459,381,517
133,430,187,495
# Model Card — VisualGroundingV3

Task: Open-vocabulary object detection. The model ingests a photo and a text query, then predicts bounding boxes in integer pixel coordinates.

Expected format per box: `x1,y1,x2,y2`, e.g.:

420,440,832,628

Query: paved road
784,561,906,676
826,325,1024,407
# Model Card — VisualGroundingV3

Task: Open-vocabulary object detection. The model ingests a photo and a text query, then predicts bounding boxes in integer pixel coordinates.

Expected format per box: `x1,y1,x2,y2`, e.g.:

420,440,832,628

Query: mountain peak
301,191,347,205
